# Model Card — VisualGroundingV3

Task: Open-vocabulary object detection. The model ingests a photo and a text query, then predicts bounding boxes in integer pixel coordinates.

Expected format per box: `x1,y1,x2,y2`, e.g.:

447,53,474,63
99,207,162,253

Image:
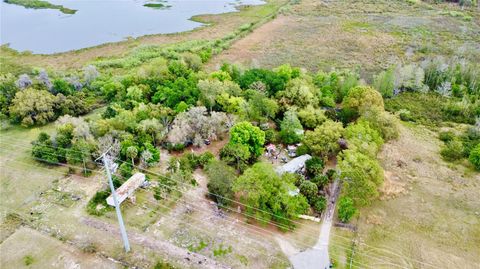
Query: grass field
209,0,480,76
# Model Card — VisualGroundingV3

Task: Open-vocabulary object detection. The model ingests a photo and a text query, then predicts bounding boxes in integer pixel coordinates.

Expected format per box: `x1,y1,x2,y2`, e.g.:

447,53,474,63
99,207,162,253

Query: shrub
279,110,304,144
439,130,455,142
337,196,357,223
311,175,329,189
118,162,133,178
296,144,310,155
198,151,215,168
440,140,464,162
312,196,327,213
305,157,325,177
469,144,480,170
398,109,414,122
86,190,111,216
374,68,395,98
299,180,318,203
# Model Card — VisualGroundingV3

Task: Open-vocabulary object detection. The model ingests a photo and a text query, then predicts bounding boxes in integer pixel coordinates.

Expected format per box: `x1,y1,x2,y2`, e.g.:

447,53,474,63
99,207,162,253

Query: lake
0,0,264,54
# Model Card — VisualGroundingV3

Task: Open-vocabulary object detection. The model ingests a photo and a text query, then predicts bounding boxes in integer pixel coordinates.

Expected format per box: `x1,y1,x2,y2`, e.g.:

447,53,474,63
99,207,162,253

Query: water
0,0,264,54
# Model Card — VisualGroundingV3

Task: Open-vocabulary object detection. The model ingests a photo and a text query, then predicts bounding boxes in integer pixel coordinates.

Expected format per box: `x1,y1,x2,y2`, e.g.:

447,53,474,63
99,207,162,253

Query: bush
468,144,480,170
398,109,414,122
299,180,318,203
374,68,395,98
86,190,111,216
311,175,329,189
312,196,327,213
337,196,357,223
305,157,324,177
440,140,464,162
118,162,133,178
296,144,310,156
439,130,455,142
198,151,215,168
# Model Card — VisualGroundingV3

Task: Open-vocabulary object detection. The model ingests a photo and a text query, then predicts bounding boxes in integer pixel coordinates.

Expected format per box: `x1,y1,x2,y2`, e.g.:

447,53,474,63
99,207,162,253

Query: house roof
276,154,312,175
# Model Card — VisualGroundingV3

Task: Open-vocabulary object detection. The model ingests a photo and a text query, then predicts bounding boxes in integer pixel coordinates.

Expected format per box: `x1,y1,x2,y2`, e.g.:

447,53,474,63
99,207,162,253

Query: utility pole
102,154,130,252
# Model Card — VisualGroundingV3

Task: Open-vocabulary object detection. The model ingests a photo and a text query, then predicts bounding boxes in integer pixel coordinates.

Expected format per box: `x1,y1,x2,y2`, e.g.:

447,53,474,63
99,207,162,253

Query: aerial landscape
0,0,479,268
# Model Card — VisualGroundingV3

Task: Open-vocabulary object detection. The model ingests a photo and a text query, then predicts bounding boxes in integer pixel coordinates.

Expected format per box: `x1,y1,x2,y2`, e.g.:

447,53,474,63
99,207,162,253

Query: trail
289,179,341,269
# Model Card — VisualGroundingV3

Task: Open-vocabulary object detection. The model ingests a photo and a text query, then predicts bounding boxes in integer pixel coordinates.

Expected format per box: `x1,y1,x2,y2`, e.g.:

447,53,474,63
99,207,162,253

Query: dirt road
289,179,341,269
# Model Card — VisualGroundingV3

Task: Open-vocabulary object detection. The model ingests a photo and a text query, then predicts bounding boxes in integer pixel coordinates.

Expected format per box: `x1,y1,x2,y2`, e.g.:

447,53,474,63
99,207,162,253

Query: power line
1,138,443,268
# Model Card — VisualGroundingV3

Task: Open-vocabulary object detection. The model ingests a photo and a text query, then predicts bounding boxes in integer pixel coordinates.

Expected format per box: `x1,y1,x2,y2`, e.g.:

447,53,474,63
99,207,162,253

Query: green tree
279,110,304,144
277,78,318,109
31,132,59,165
205,160,237,206
337,196,357,223
374,68,395,98
66,140,92,175
297,105,327,129
229,121,265,159
342,85,384,116
299,180,318,203
9,88,57,126
126,146,138,165
344,120,384,157
338,150,384,206
305,157,324,177
233,163,309,229
303,120,344,157
220,143,251,171
468,144,480,170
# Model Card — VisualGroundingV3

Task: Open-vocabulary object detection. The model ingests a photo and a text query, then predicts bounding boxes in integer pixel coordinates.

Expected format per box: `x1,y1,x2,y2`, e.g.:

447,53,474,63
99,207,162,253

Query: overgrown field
209,0,480,76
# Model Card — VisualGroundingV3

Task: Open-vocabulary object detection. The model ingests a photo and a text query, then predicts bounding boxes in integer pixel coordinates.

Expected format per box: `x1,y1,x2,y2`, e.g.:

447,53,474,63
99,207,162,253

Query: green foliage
213,244,233,257
206,161,236,206
23,255,34,266
374,67,395,98
461,127,480,157
153,261,175,269
31,132,59,165
86,190,111,216
220,143,250,171
342,85,384,116
360,109,399,141
299,180,318,203
297,105,327,129
469,144,480,170
440,140,464,162
312,196,327,213
229,121,265,159
233,163,309,229
279,110,304,144
303,120,344,157
52,79,74,95
338,149,384,206
439,130,456,142
305,157,324,177
311,175,329,189
237,68,288,97
277,78,318,109
119,162,133,178
10,88,57,126
4,0,76,14
66,140,92,175
344,121,384,157
337,196,357,223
